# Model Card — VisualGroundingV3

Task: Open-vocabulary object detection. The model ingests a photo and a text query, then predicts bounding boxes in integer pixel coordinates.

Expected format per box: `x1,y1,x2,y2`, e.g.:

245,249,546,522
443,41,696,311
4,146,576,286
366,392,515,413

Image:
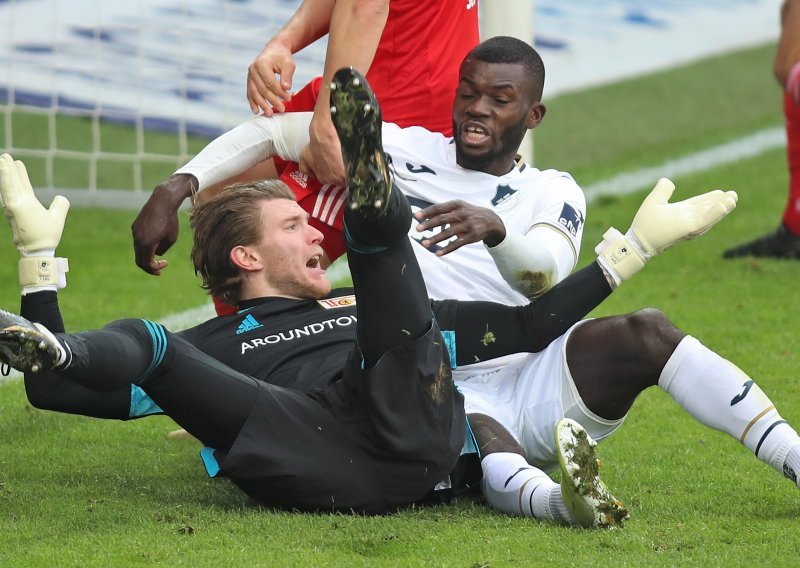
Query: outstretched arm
440,262,612,366
595,178,738,287
131,112,313,275
439,178,738,364
247,0,336,114
247,0,390,185
0,154,70,305
299,0,389,186
0,154,136,418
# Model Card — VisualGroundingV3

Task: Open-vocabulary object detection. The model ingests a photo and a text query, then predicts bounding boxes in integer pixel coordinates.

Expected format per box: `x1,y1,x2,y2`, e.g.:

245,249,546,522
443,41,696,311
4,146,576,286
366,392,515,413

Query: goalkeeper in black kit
0,69,737,525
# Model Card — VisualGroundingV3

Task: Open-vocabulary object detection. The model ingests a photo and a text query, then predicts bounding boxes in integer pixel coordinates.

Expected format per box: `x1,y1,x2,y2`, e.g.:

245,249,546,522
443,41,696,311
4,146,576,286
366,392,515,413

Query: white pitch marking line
582,126,784,201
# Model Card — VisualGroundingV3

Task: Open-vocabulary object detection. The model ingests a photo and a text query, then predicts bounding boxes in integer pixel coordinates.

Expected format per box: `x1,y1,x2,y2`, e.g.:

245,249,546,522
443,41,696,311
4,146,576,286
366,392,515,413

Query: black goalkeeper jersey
178,288,460,394
178,289,359,392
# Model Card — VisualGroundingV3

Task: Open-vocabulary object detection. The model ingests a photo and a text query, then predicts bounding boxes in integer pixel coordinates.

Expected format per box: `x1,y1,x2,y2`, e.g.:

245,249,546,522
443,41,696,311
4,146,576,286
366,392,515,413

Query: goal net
0,0,327,207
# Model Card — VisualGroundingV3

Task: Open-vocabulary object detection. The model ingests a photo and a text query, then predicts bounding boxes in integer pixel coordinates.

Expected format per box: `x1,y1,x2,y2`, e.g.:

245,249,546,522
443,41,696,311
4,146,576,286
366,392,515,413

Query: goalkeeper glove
596,178,737,287
0,154,70,294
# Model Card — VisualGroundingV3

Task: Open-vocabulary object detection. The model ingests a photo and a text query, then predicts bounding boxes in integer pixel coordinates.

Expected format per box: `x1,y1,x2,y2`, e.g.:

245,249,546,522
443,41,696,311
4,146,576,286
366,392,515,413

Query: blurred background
0,0,781,204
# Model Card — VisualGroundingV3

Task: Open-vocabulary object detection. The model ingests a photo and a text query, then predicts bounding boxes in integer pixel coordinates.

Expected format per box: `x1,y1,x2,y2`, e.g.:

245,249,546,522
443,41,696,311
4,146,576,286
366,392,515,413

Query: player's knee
23,374,76,412
24,379,56,410
104,317,150,334
621,308,684,366
101,318,174,380
623,308,678,338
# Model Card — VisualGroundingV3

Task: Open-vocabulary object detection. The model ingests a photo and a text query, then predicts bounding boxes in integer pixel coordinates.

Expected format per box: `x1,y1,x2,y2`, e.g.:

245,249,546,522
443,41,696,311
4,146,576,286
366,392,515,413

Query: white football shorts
455,320,625,472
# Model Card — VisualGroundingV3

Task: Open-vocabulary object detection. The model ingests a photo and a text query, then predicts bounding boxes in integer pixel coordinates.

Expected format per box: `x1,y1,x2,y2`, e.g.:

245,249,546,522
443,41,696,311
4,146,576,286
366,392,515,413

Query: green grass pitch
1,44,800,565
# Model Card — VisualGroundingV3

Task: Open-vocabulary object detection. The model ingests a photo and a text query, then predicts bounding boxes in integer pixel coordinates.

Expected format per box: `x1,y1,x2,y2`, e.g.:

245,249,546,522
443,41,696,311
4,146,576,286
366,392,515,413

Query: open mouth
306,254,322,270
461,124,490,146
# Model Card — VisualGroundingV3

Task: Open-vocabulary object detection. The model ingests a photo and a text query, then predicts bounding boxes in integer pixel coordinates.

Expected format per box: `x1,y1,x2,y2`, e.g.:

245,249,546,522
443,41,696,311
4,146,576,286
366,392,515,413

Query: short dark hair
190,180,295,304
467,36,545,100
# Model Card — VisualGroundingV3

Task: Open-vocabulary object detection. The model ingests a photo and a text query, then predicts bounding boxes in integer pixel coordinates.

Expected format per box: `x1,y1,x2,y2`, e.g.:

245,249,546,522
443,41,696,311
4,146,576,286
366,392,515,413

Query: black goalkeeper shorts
211,322,465,514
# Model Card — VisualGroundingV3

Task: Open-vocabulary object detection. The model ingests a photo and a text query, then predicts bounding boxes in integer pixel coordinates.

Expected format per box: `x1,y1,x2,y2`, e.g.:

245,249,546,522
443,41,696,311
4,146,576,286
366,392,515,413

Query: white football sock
480,452,576,524
32,322,70,368
659,336,800,481
546,486,576,524
782,445,800,488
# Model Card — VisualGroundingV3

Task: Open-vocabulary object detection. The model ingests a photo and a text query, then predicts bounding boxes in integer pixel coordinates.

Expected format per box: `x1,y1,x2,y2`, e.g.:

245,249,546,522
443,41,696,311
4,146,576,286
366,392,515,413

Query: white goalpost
481,0,536,163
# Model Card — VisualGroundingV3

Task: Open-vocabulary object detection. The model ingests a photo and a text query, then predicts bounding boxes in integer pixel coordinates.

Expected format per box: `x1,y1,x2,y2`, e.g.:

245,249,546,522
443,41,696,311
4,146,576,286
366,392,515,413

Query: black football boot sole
0,309,59,374
329,67,392,214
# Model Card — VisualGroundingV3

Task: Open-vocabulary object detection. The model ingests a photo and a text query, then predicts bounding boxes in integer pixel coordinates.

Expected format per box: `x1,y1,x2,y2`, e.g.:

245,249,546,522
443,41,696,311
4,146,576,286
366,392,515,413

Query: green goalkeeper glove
0,153,70,294
596,178,738,286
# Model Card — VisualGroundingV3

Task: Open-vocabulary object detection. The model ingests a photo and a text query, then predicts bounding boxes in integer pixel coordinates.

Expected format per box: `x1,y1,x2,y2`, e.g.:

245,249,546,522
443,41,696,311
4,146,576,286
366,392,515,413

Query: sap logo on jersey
236,314,263,335
317,295,356,309
241,316,358,354
558,204,584,237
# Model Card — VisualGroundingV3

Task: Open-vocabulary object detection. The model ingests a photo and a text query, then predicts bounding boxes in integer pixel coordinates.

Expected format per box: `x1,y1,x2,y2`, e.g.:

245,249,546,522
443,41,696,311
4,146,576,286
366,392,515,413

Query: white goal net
0,0,778,208
0,0,328,206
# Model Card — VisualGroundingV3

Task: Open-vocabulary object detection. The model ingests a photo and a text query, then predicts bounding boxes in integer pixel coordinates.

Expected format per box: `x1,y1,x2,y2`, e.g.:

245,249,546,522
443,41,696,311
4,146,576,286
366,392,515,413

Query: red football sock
783,92,800,235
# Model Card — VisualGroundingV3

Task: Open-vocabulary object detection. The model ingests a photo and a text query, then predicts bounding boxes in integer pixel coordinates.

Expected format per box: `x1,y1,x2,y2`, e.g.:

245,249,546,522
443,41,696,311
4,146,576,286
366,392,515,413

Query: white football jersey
382,123,586,307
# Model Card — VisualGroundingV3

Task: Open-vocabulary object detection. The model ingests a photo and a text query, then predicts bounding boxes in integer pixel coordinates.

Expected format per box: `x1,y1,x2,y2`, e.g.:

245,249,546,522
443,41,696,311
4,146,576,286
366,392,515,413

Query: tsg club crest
491,185,518,207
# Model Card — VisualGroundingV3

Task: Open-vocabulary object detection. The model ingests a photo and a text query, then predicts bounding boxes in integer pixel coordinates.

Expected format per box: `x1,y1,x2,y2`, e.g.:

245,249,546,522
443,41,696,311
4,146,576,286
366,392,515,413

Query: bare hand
131,174,195,275
246,43,296,115
299,111,346,186
414,200,506,255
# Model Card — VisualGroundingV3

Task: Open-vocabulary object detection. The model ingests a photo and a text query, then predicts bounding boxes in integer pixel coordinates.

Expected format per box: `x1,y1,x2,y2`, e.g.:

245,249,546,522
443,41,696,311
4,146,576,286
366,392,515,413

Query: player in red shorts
724,0,800,258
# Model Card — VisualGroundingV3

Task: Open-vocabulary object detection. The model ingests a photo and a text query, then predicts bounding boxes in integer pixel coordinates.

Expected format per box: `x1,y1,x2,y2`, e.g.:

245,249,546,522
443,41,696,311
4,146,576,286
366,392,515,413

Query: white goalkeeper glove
596,178,738,287
0,153,71,294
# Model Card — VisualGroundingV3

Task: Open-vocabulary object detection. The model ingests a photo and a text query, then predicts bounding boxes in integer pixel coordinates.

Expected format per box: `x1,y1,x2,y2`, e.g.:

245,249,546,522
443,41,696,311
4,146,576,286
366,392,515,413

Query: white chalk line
582,126,784,200
0,124,785,383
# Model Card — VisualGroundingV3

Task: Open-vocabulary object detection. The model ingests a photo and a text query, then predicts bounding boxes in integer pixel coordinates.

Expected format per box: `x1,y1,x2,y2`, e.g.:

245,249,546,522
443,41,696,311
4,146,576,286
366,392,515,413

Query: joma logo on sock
731,380,754,406
784,463,797,484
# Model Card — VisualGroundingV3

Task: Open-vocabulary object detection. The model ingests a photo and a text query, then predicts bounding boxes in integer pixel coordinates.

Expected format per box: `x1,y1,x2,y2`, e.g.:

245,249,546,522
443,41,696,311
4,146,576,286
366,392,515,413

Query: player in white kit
377,121,590,471
133,38,800,521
